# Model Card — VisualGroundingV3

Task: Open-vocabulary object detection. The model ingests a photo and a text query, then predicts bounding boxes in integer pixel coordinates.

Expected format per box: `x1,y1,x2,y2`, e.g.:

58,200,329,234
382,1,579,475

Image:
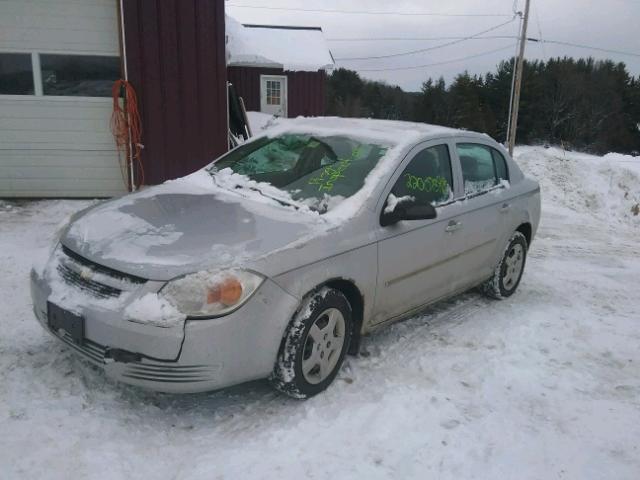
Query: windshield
209,134,389,213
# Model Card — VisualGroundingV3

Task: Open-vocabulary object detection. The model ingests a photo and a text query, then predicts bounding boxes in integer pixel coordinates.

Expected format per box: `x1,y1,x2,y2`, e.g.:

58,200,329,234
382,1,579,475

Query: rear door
448,139,513,287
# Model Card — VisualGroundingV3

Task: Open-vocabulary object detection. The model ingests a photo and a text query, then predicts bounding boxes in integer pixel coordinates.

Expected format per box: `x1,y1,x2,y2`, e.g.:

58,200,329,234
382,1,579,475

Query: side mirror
380,197,437,227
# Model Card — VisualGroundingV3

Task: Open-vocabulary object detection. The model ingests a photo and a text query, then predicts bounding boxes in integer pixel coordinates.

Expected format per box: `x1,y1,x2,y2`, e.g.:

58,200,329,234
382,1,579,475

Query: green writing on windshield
308,146,363,192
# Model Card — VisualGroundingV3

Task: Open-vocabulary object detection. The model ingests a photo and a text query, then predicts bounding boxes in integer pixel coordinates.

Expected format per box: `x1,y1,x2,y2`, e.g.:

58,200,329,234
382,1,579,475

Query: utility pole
507,0,531,156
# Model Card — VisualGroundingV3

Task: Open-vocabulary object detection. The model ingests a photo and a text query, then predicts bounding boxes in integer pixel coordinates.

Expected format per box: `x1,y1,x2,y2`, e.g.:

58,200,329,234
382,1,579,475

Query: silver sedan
30,118,541,398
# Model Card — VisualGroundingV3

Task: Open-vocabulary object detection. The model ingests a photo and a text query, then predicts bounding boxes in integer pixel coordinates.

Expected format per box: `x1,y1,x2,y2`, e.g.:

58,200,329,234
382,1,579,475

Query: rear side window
390,144,453,206
457,143,509,195
492,149,509,182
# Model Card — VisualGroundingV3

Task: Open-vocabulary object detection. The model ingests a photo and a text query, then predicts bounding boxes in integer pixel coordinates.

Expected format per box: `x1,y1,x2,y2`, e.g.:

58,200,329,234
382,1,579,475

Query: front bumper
31,263,300,394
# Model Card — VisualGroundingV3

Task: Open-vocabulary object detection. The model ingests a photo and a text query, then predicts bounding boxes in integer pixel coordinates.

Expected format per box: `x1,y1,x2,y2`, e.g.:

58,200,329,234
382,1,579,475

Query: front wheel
270,288,352,399
482,231,528,299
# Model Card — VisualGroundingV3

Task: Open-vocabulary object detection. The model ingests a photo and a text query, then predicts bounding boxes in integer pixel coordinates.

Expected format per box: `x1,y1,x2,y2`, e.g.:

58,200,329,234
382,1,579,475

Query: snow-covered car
30,118,541,398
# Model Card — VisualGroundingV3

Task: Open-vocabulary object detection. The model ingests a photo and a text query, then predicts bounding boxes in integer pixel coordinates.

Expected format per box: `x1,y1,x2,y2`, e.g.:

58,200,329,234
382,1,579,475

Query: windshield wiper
245,186,301,210
209,171,301,210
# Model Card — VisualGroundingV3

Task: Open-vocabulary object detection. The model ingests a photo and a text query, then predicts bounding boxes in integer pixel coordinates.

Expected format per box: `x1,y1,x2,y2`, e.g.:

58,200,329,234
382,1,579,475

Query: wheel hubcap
301,308,346,385
503,243,524,290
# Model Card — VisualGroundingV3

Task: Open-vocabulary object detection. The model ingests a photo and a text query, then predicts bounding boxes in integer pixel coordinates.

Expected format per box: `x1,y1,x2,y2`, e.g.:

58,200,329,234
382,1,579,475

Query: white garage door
0,0,127,197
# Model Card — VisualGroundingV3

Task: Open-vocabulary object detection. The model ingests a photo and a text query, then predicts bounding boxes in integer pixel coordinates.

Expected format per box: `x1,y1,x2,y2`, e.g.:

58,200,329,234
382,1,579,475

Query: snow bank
226,16,334,72
515,146,640,225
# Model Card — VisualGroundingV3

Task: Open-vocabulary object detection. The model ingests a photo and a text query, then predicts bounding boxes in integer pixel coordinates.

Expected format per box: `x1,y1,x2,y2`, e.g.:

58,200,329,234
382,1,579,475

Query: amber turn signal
207,278,243,306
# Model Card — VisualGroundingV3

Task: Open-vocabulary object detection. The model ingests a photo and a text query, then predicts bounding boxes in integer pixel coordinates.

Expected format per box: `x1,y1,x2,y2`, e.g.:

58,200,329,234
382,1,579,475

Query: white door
260,75,287,117
0,0,126,197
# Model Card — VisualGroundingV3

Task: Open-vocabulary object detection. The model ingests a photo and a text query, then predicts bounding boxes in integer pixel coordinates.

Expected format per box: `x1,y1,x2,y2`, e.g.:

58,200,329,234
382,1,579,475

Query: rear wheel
270,288,352,398
482,231,527,299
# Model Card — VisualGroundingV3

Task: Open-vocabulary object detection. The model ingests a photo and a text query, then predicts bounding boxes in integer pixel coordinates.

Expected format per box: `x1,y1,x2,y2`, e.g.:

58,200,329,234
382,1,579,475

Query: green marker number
405,174,449,195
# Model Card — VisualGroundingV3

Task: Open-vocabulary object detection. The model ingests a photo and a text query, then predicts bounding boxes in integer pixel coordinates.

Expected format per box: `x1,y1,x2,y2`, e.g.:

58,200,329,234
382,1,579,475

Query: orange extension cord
110,79,144,189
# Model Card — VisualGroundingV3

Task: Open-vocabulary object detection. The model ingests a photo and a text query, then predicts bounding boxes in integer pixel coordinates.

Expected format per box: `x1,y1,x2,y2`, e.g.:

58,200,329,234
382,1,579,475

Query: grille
62,246,147,284
121,364,220,384
57,246,147,299
59,331,106,365
57,264,122,298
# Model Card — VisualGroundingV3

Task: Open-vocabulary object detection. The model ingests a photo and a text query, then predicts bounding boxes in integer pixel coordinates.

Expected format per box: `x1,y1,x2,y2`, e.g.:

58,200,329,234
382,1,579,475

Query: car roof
274,116,492,144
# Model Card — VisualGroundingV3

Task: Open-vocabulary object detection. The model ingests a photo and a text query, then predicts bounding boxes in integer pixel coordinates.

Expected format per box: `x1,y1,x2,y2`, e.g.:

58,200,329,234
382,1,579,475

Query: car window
492,148,509,182
389,144,453,206
457,143,508,195
211,134,390,214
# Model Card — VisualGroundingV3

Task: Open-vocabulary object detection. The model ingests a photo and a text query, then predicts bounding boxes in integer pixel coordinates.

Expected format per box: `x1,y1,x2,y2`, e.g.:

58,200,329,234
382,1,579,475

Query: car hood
61,186,321,281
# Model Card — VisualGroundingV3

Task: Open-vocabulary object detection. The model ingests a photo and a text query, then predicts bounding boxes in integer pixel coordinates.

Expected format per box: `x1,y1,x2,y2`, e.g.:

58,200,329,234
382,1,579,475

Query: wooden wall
121,0,228,186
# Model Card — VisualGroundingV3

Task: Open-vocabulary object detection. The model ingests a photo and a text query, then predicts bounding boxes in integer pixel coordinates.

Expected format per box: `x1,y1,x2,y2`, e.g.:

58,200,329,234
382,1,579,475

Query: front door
373,141,463,324
260,75,287,117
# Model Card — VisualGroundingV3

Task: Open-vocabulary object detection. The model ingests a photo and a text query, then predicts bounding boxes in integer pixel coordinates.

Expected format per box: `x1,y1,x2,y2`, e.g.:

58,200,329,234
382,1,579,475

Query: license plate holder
47,302,85,346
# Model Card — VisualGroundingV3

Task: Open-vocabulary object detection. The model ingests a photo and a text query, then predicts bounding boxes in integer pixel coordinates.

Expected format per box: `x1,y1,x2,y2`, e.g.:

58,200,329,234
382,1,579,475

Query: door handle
445,220,462,233
499,203,511,213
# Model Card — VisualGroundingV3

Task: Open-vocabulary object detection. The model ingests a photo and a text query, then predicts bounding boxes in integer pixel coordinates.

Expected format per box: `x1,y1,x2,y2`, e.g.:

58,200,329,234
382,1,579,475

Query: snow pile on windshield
124,293,186,328
247,121,424,223
226,16,334,72
209,167,318,214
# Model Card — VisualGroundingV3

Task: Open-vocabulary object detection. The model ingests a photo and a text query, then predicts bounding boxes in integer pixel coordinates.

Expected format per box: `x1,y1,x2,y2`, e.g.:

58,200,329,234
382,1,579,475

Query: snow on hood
226,16,334,72
61,171,324,280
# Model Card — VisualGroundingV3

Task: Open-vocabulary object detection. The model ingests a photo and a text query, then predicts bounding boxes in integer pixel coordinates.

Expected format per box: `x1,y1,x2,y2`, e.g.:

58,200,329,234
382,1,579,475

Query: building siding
0,0,125,197
228,66,326,118
121,0,228,186
0,0,119,54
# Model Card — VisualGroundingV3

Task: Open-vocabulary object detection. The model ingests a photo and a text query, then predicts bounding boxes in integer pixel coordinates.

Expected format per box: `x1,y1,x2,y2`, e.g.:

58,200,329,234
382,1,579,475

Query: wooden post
507,0,531,156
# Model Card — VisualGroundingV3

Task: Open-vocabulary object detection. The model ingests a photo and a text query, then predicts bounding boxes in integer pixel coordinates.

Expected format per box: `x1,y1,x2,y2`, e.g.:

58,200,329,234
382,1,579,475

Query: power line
355,43,518,72
328,35,519,42
334,17,516,61
536,39,640,58
226,4,513,17
329,37,640,59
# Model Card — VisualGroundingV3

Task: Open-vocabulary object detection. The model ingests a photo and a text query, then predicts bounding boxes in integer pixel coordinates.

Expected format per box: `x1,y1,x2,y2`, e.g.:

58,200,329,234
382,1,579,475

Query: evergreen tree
325,58,640,154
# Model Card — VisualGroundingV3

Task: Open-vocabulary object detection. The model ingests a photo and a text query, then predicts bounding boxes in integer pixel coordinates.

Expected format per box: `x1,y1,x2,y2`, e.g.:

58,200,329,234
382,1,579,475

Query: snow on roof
226,16,335,72
255,116,486,145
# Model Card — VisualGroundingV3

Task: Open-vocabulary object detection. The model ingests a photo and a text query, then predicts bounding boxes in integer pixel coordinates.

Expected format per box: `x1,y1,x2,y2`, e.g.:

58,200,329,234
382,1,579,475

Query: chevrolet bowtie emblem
79,268,93,281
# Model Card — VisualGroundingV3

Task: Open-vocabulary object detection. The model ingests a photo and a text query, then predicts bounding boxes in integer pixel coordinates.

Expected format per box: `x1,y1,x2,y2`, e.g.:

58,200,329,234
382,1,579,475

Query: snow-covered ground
1,147,639,479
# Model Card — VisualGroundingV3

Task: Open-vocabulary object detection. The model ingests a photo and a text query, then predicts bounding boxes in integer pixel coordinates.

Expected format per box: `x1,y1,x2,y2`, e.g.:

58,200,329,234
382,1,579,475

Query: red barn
226,18,334,120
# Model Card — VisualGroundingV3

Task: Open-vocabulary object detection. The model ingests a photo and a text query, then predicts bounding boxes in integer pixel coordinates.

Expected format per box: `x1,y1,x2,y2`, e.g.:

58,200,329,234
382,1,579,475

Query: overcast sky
226,0,640,91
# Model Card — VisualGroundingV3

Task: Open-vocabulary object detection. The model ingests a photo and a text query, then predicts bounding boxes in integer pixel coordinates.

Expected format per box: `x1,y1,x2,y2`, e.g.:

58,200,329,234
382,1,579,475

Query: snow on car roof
257,116,489,147
226,16,335,72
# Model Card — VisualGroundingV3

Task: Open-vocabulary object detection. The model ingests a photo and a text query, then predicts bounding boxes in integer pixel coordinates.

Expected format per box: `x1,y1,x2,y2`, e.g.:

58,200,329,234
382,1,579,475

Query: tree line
326,57,640,155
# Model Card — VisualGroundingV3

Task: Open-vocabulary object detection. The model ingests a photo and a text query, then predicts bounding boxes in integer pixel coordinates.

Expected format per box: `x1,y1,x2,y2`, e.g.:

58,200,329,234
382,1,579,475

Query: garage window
41,54,120,97
0,53,34,95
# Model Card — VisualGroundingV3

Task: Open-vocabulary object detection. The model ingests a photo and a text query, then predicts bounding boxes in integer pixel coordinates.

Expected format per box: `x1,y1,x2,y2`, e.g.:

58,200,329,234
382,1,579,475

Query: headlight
159,269,264,318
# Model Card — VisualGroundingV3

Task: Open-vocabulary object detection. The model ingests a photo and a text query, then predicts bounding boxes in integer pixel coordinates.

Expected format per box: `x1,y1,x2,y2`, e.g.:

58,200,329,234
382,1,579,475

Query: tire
270,287,352,399
482,231,528,299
